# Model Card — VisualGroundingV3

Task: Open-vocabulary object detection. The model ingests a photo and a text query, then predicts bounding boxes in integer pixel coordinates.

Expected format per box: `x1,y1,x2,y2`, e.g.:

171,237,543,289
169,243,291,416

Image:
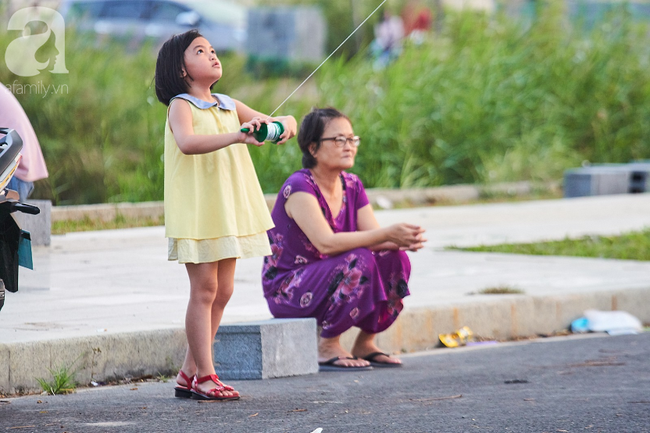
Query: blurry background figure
402,1,433,45
0,84,48,202
371,9,405,69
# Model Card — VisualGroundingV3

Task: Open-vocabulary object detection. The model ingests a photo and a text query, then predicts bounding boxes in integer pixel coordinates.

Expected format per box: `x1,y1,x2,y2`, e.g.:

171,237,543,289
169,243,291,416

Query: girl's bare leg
209,258,238,396
177,260,237,397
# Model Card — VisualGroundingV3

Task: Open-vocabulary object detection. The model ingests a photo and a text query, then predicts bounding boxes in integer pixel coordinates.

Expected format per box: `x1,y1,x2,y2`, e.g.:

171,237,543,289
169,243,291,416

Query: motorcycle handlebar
13,202,40,215
0,200,41,215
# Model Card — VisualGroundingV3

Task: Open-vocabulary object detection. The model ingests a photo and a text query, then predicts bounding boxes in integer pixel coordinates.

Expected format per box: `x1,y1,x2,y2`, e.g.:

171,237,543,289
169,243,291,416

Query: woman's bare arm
356,205,400,251
356,204,425,251
286,192,424,256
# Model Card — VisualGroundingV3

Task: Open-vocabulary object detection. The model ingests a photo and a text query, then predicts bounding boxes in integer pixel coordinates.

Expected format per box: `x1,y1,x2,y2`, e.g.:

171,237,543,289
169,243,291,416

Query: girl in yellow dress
154,29,296,401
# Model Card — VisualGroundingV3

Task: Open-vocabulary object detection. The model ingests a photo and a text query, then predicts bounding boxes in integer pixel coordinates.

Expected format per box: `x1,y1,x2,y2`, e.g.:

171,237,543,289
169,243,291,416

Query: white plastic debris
583,309,643,335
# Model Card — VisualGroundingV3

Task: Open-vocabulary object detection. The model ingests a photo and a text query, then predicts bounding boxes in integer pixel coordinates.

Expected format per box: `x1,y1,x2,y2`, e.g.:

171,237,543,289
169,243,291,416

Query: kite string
268,0,387,117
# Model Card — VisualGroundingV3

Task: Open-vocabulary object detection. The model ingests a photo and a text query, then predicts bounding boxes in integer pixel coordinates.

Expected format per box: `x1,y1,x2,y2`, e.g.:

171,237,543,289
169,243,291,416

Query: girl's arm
168,99,265,155
285,192,425,256
356,205,425,252
234,99,297,144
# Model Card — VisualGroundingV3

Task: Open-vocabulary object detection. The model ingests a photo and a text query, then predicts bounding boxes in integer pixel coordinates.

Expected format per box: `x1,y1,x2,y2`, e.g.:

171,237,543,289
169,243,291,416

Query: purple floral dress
262,169,411,338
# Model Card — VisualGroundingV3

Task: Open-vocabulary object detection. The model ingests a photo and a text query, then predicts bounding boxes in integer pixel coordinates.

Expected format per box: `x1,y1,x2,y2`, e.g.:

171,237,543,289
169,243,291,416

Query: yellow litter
439,326,474,348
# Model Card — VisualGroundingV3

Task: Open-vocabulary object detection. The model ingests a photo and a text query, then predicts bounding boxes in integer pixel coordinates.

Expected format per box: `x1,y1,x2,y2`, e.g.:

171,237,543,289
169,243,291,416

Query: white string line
268,0,388,117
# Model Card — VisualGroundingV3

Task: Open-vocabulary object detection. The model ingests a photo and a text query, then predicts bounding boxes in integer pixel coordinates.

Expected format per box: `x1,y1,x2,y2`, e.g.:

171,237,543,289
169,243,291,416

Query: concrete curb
347,286,650,354
50,181,559,223
51,201,167,223
1,329,187,395
3,285,647,394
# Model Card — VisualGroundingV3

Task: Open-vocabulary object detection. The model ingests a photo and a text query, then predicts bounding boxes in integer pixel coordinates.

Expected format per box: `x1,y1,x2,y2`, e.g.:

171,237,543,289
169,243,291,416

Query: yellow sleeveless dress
164,93,273,263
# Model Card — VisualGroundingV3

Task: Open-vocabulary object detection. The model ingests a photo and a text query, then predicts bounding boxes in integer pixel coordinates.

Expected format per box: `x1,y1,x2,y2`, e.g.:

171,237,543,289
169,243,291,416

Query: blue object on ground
571,317,590,333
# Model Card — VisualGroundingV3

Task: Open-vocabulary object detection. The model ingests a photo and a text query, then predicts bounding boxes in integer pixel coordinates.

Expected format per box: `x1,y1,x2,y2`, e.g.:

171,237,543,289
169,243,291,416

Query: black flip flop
362,352,403,368
318,356,373,372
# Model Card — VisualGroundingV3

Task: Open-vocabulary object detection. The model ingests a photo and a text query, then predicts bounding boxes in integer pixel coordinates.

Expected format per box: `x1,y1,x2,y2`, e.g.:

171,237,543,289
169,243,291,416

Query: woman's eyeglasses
320,136,361,147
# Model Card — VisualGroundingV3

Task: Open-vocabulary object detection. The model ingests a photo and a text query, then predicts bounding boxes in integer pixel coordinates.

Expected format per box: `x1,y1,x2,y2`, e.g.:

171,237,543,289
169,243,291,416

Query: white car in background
58,0,247,51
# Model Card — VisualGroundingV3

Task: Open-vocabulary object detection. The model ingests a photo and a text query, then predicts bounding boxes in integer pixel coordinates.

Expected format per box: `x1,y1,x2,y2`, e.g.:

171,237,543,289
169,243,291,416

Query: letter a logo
5,7,69,77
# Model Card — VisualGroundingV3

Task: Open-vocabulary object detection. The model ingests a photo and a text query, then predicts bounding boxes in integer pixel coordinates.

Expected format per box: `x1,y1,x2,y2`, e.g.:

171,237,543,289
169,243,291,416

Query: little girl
154,29,296,400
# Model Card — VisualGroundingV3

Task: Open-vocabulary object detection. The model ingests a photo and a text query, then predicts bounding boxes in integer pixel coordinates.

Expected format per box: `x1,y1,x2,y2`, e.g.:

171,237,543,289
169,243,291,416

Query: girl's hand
240,117,269,147
272,115,297,145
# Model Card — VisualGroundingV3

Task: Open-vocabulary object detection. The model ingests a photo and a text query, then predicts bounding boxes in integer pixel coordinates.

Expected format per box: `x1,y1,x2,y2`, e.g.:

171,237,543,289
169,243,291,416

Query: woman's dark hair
154,29,202,106
298,107,350,169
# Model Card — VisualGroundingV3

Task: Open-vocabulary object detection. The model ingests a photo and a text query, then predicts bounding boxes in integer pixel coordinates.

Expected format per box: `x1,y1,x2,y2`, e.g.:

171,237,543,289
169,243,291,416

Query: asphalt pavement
1,193,649,394
1,332,649,433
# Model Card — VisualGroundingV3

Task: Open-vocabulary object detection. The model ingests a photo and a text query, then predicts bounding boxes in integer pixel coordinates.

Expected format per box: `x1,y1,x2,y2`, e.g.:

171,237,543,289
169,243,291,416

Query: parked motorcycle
0,128,40,312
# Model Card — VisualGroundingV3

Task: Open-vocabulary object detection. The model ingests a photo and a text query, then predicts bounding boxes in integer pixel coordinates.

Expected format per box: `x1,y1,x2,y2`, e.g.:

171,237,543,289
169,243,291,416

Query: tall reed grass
1,5,648,204
313,5,650,188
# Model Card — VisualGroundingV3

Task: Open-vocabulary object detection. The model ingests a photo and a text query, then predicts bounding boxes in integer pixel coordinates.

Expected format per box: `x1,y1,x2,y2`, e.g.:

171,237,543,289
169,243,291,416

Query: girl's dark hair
154,29,202,106
298,107,350,169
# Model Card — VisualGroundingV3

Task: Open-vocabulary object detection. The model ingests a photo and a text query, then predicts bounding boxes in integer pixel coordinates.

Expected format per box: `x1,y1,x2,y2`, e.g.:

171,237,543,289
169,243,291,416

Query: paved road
2,333,649,433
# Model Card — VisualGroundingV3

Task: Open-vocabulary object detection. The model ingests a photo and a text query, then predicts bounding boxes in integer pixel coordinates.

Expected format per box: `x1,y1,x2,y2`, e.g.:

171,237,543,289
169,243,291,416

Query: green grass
36,363,77,395
475,286,525,295
454,229,650,261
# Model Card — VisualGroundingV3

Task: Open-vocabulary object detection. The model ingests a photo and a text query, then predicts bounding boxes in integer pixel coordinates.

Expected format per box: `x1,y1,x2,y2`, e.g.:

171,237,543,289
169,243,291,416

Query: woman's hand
273,115,297,145
387,223,427,252
239,117,269,147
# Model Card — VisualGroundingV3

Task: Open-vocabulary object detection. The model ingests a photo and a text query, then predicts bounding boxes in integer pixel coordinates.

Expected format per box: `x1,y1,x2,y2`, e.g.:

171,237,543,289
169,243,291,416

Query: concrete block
627,162,650,193
214,318,318,380
564,163,650,198
564,166,630,198
13,199,51,246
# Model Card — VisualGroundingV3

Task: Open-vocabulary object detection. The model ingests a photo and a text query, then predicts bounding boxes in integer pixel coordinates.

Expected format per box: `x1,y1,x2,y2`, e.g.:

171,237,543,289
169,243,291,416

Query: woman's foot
353,350,403,367
351,332,402,367
318,336,370,368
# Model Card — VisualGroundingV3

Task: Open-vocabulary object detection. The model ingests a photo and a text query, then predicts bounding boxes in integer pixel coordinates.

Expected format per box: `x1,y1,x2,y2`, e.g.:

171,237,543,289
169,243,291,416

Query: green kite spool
241,121,284,143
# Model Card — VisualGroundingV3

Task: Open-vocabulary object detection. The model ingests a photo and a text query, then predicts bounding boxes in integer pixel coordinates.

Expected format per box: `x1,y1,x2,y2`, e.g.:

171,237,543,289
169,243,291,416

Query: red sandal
174,370,195,399
191,374,240,401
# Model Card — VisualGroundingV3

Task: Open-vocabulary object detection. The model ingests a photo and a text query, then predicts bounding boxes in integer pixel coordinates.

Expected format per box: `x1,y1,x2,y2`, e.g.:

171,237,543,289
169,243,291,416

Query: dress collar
171,93,236,110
